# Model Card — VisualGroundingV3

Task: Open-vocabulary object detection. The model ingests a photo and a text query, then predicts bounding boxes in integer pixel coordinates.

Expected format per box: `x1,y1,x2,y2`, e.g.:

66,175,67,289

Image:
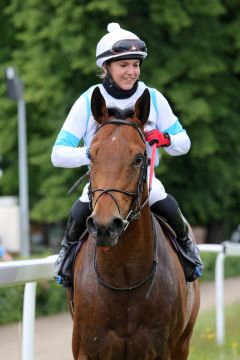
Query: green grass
189,302,240,360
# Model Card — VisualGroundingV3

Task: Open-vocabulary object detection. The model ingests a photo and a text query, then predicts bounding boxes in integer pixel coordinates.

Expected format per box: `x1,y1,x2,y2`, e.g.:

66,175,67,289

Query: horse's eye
134,154,143,166
86,147,91,160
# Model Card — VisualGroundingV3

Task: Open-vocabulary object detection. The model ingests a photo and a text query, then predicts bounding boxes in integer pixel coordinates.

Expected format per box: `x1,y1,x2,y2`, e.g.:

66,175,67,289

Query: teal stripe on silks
164,120,185,135
83,90,91,130
149,88,158,117
82,87,92,145
54,129,80,147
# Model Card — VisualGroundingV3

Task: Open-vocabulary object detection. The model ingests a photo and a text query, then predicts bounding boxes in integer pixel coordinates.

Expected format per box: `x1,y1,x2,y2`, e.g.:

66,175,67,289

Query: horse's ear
134,89,150,125
91,87,109,124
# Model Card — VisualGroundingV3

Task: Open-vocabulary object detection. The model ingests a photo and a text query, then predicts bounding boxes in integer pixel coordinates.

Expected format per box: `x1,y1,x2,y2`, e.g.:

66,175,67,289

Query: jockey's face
108,59,141,90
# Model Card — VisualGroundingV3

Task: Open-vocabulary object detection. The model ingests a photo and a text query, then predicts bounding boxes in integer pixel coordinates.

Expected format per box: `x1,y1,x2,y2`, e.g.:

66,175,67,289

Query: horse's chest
81,324,167,360
76,297,170,359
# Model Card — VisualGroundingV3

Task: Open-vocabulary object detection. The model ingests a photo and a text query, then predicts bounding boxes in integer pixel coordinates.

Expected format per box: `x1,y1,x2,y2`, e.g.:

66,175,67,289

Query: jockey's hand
145,129,171,147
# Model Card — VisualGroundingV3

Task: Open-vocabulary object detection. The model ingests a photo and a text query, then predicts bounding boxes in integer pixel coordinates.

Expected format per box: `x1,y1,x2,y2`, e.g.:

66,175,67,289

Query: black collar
102,76,138,99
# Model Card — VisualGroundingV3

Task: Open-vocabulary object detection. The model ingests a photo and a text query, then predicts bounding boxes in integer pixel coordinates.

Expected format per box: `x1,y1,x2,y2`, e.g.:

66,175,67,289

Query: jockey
51,23,203,285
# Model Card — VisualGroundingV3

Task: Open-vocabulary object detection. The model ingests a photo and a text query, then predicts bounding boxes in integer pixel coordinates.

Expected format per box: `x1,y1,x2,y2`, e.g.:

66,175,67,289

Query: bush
0,281,67,325
35,281,68,317
0,285,24,324
200,252,240,282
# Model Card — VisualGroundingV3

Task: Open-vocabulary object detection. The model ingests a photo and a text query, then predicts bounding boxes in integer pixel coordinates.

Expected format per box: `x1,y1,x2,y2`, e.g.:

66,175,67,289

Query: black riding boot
151,195,203,282
54,200,91,286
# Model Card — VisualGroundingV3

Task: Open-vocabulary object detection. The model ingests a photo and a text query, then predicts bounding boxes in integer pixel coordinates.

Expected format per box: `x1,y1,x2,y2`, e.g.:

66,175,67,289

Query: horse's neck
94,206,155,285
126,206,154,260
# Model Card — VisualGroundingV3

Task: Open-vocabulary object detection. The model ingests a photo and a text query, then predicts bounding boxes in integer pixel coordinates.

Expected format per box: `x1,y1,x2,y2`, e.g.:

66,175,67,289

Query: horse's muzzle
86,215,125,247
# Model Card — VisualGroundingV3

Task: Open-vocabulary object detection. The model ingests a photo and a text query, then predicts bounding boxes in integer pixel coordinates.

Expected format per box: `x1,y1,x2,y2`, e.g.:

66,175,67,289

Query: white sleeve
51,93,90,168
61,95,88,140
51,146,90,168
164,131,191,156
154,90,191,156
154,91,178,132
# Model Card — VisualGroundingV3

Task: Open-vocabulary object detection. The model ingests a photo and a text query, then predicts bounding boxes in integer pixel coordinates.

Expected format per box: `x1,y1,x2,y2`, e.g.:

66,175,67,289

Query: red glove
145,129,171,147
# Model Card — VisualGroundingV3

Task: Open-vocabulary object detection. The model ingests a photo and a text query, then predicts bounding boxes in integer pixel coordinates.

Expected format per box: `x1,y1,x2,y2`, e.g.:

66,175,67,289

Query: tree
0,0,239,241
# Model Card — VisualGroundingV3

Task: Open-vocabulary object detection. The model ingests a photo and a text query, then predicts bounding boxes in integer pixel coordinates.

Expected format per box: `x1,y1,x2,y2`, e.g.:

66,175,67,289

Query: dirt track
1,277,240,360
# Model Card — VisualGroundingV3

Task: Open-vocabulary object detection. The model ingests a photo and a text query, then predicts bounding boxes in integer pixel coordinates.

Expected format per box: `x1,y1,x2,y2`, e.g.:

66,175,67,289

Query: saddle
153,213,201,282
57,214,198,289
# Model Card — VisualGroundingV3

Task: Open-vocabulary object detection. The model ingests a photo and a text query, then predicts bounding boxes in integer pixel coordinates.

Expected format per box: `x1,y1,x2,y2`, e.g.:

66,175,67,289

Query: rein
93,214,158,295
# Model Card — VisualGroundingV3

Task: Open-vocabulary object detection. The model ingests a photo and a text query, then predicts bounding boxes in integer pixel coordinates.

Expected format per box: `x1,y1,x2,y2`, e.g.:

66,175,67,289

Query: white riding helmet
96,23,148,68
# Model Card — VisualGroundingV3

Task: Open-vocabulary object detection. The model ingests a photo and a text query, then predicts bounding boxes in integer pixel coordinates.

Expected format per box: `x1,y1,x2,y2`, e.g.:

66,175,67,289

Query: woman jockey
51,23,203,285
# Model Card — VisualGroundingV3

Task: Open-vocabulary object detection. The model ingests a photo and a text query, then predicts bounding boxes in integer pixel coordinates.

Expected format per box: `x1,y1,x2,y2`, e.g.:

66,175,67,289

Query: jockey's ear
91,87,109,124
134,89,150,126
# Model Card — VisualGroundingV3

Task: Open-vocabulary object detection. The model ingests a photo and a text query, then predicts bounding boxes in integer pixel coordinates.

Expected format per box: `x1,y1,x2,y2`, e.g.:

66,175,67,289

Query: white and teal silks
51,81,190,204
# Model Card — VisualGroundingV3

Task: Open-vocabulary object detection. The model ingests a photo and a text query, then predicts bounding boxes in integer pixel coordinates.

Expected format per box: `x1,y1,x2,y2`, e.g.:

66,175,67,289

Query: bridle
88,119,150,230
88,119,158,294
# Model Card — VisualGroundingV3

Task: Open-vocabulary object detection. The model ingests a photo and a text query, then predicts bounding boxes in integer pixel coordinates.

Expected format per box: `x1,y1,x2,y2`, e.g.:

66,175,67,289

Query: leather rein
88,120,158,294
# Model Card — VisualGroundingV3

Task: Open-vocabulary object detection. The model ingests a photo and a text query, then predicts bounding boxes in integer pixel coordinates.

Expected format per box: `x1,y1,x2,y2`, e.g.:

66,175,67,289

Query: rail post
215,251,225,345
22,282,37,360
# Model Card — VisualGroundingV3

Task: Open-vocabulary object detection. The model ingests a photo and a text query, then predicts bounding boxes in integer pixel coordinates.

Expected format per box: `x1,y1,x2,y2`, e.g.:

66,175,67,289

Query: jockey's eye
134,154,144,167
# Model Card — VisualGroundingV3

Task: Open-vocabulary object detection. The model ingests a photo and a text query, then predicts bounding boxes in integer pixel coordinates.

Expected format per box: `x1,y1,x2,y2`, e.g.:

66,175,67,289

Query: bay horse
71,87,200,360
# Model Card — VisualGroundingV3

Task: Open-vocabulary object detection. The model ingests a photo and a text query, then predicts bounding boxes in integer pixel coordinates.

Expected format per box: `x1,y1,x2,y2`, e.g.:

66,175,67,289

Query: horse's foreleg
170,333,192,360
76,347,90,360
72,336,90,360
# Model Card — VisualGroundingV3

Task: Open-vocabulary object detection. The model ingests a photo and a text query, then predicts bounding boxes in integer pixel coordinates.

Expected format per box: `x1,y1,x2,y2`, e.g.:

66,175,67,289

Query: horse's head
87,87,150,247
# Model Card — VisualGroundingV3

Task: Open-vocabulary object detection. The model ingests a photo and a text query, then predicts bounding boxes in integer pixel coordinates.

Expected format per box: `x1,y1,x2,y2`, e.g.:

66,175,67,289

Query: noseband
88,120,150,229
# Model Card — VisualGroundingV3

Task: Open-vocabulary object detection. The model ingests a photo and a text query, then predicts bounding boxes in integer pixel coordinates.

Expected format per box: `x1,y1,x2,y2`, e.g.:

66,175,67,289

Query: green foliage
0,0,239,236
35,281,68,317
200,252,240,282
0,285,24,324
0,281,67,325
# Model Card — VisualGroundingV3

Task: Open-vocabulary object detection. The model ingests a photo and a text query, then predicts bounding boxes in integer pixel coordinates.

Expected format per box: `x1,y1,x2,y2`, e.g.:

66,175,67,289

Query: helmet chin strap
104,64,120,89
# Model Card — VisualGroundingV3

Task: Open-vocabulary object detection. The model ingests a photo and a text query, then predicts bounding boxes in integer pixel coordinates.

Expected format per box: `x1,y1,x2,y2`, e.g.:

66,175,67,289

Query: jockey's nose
86,215,125,245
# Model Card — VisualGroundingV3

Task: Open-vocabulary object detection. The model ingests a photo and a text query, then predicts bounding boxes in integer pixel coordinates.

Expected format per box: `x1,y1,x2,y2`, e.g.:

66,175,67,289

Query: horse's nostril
86,216,96,235
87,216,124,240
110,217,124,235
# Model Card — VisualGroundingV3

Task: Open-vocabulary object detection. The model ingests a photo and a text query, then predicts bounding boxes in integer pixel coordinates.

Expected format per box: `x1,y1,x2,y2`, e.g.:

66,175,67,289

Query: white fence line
0,243,240,359
0,255,57,360
0,256,56,287
199,242,240,345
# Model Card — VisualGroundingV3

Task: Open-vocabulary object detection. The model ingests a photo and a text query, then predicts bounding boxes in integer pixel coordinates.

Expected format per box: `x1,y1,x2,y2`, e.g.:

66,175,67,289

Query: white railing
0,255,57,360
198,242,240,345
0,243,240,359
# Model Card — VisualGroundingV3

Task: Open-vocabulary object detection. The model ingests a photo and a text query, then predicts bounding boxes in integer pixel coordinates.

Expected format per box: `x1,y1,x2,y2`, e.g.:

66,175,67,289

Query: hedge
200,252,240,282
0,281,67,325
